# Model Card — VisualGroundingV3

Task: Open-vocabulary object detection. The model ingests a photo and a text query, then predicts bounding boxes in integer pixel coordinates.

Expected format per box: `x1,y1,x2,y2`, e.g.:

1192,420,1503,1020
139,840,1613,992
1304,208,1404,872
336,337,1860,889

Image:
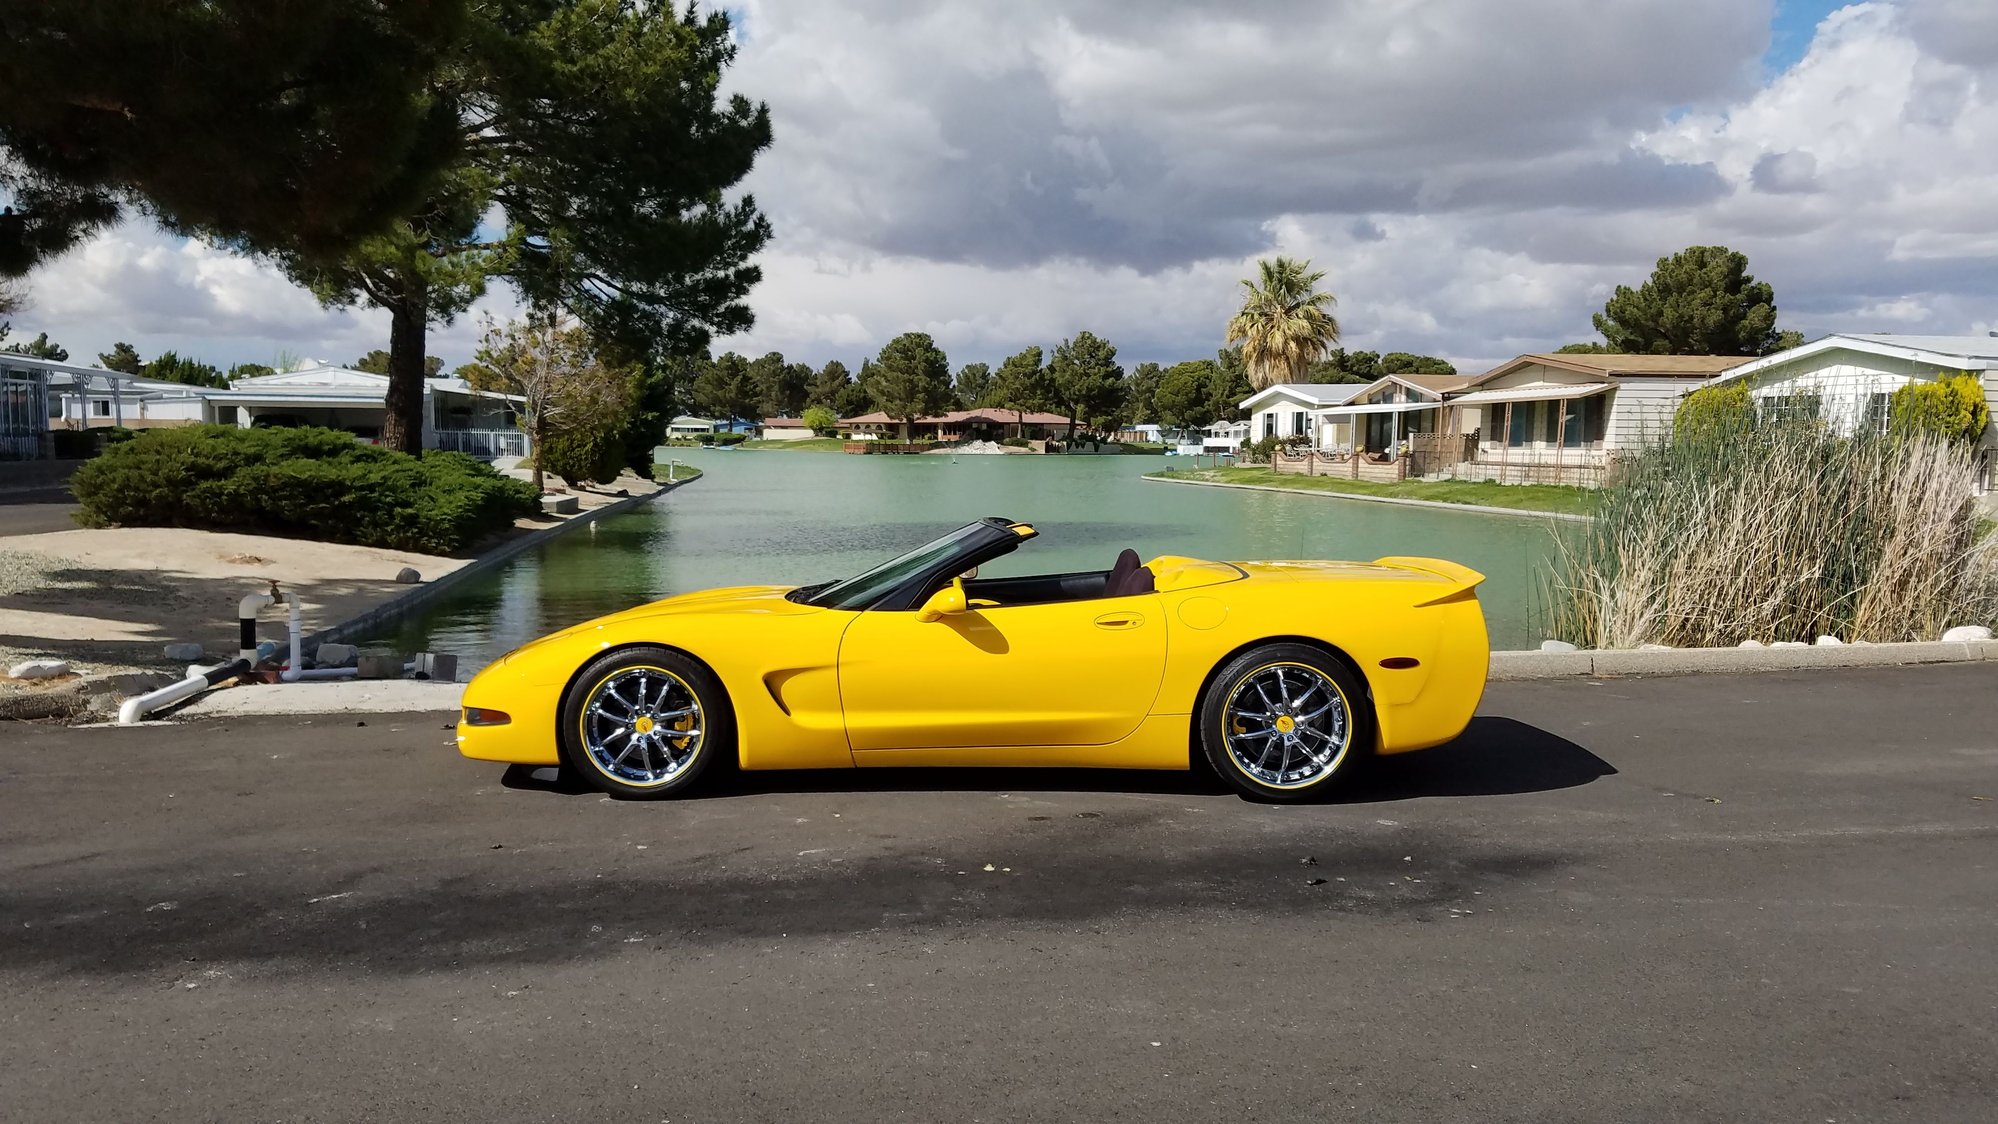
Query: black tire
1197,642,1371,802
558,645,734,799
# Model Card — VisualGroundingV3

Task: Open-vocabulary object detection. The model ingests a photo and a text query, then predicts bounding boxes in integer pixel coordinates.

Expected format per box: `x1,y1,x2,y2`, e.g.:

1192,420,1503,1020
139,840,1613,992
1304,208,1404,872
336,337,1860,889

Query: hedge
71,424,542,554
539,426,626,486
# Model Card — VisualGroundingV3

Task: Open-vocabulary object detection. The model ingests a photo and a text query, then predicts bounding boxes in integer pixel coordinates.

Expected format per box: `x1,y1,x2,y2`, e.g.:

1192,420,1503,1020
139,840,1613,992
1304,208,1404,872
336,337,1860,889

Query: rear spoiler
1371,556,1486,606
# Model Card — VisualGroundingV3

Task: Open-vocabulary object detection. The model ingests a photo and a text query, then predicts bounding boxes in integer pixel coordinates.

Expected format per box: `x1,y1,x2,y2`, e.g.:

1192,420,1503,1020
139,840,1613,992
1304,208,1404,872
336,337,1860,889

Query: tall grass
1541,420,1998,648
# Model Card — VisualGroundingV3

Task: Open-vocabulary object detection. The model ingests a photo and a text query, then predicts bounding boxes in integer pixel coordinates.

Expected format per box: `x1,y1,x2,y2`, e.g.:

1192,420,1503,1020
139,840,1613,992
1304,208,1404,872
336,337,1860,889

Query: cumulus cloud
7,0,1996,374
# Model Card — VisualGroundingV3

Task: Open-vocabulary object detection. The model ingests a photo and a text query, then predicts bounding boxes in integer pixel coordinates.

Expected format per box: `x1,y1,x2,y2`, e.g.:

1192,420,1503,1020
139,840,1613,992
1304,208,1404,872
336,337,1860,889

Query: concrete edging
1491,640,1998,680
302,473,702,652
1143,472,1592,522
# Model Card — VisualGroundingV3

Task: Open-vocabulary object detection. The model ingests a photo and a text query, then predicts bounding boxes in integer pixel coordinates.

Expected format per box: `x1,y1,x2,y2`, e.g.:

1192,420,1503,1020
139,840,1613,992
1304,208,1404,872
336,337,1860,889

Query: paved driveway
2,666,1994,1121
0,500,80,536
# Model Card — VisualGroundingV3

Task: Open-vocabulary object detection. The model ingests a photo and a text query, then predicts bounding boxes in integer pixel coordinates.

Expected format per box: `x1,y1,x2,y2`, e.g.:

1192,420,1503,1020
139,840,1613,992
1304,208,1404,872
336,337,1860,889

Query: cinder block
356,654,405,680
413,653,458,683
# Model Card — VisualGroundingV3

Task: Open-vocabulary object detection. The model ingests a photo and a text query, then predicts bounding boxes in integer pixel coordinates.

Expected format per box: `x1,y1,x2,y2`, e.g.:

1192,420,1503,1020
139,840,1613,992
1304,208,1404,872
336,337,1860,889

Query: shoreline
1143,471,1593,522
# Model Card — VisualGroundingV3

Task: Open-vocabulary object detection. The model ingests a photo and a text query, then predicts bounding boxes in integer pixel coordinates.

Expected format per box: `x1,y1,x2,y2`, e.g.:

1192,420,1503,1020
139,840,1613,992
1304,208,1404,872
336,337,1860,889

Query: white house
758,416,816,441
1239,383,1367,447
1440,353,1746,485
202,361,527,458
667,415,718,439
1202,419,1250,454
1311,374,1465,455
1703,333,1998,494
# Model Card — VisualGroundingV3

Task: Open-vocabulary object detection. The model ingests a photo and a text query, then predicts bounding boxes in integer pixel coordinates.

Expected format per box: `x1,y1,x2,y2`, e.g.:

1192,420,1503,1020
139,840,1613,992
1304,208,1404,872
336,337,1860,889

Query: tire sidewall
1199,643,1370,802
558,645,733,799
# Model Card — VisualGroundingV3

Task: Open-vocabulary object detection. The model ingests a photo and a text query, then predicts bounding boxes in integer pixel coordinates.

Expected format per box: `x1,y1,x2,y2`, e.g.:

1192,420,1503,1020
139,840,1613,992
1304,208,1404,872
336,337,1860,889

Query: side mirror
916,580,969,623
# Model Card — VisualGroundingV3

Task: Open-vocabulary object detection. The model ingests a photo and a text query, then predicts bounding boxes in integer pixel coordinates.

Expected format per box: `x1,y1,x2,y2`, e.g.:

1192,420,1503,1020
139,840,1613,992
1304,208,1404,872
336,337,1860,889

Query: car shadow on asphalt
500,715,1614,804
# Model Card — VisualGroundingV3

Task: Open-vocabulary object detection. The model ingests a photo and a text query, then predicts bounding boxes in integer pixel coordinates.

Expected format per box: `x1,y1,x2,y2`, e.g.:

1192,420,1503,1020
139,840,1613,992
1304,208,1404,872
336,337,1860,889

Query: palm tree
1225,257,1340,389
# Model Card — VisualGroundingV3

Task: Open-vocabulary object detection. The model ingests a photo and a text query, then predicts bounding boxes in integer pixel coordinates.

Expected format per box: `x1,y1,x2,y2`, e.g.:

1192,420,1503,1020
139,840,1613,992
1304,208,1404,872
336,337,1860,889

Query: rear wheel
558,646,732,799
1198,643,1369,802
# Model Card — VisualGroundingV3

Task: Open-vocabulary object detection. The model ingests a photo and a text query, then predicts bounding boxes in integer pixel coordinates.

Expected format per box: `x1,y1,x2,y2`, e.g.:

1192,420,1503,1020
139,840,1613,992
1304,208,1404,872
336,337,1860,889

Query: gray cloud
1750,150,1820,194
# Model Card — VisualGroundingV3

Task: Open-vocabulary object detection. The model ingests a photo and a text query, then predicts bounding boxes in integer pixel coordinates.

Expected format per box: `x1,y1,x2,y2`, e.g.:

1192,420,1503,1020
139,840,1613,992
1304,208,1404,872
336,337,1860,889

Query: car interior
951,548,1156,609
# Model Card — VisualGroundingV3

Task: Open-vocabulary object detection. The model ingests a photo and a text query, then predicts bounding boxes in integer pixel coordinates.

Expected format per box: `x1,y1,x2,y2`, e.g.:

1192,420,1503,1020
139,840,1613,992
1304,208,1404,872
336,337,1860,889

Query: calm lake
360,451,1565,666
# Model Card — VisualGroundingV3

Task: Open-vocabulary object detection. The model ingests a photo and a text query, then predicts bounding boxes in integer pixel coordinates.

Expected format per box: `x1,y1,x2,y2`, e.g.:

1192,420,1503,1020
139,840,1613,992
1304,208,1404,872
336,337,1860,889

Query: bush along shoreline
1540,411,1998,649
71,425,542,555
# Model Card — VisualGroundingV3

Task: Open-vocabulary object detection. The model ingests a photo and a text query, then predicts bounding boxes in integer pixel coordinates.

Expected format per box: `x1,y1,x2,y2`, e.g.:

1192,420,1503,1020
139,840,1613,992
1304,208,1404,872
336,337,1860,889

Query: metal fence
433,429,528,459
1,370,50,460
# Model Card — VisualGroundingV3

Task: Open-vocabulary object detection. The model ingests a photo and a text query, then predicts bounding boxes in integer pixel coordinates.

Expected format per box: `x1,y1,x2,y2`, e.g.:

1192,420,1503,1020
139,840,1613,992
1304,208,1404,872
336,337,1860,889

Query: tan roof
761,416,809,427
1393,373,1473,393
1517,353,1750,377
839,408,1075,426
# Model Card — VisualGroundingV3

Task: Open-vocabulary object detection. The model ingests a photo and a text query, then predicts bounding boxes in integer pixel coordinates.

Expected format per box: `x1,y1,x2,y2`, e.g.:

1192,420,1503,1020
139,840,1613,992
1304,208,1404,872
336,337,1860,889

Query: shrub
1242,435,1283,464
714,432,747,446
1673,382,1754,442
1542,425,1998,648
1000,437,1030,448
1890,372,1989,445
71,424,540,554
694,432,715,445
538,425,626,486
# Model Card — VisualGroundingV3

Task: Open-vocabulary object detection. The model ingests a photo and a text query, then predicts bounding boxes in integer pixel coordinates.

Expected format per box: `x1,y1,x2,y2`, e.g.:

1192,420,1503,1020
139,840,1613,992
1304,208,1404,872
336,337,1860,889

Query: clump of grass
1542,420,1998,648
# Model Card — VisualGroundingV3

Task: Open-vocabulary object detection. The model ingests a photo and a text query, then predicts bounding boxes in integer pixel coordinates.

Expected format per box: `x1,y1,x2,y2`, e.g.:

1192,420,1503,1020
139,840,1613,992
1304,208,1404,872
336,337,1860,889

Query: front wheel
1198,643,1370,802
558,646,733,799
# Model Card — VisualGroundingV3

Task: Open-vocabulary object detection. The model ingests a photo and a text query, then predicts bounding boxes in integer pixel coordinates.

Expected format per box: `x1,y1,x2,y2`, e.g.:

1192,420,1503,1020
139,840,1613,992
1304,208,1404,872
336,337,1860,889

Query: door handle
1094,612,1144,630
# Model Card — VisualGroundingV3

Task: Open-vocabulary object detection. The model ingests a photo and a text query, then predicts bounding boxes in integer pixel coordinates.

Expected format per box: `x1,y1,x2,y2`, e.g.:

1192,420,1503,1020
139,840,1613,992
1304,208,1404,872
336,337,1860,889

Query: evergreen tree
1125,361,1163,426
867,333,952,440
141,351,226,388
1049,332,1125,438
1,331,67,361
808,360,852,410
1592,245,1790,356
356,349,441,377
954,362,994,408
98,341,143,374
1154,360,1217,432
692,352,757,426
990,346,1053,430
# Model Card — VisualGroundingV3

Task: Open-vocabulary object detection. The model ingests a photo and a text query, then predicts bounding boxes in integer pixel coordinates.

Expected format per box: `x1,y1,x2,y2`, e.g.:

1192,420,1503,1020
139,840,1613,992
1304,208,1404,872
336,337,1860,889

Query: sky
7,0,1997,376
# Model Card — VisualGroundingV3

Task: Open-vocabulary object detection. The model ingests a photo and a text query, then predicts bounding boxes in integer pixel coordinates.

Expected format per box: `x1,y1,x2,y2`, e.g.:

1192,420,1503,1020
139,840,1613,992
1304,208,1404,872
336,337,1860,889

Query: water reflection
357,451,1565,668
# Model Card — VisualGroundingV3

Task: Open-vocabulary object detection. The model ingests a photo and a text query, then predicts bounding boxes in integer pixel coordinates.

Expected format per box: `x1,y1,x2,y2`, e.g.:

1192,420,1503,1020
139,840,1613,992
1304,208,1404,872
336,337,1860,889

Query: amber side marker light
1378,657,1421,670
463,707,513,726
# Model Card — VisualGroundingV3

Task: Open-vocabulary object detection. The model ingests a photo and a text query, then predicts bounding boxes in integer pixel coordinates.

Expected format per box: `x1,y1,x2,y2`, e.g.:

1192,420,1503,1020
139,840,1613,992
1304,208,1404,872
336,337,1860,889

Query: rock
1942,624,1994,642
413,652,458,683
541,493,580,515
313,643,358,668
356,654,405,680
163,642,206,661
1637,643,1674,651
1737,640,1764,649
394,566,422,584
1539,640,1579,653
8,659,70,680
1815,635,1844,646
1771,641,1808,648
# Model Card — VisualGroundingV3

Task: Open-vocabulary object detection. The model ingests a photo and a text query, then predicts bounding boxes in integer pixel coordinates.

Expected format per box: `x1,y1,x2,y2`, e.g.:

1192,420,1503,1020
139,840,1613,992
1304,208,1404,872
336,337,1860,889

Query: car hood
495,584,812,664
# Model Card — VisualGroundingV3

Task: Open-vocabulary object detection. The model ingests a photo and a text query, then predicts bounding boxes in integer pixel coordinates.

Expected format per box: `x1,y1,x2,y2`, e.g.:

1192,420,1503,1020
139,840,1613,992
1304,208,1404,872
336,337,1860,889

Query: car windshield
800,523,990,611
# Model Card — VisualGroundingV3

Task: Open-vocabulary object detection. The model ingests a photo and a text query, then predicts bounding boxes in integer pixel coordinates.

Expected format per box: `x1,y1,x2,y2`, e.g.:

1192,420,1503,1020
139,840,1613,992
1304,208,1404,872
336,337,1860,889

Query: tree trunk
529,413,546,493
381,277,430,456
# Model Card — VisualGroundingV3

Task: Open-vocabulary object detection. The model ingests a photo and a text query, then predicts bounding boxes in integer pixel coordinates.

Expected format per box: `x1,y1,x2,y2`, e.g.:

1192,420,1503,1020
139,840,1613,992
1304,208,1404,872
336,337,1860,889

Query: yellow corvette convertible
457,517,1489,801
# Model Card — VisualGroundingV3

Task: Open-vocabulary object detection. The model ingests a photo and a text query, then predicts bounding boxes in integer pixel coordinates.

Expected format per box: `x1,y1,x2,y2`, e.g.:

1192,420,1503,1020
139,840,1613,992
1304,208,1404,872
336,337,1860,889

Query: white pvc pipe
280,595,359,682
119,659,249,726
239,591,276,663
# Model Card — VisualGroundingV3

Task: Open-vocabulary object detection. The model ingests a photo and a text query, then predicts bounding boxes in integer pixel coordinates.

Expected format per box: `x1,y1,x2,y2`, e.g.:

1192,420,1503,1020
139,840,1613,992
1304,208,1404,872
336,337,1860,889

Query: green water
360,451,1563,667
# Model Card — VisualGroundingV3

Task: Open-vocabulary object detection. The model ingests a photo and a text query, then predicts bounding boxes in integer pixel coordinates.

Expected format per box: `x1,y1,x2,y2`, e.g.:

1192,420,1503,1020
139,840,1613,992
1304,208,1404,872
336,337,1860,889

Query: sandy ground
0,467,659,685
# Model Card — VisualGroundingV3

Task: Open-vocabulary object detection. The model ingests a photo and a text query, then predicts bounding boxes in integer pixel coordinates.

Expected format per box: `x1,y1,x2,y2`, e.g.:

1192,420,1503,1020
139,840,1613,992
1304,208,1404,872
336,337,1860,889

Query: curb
302,473,703,652
1142,473,1593,522
1490,640,1998,680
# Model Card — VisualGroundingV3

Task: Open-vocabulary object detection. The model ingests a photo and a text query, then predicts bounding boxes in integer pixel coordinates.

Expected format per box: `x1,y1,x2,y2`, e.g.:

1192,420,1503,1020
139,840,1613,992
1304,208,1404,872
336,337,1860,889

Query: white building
1202,419,1250,454
1703,334,1998,493
201,362,527,458
1239,383,1367,447
667,415,718,439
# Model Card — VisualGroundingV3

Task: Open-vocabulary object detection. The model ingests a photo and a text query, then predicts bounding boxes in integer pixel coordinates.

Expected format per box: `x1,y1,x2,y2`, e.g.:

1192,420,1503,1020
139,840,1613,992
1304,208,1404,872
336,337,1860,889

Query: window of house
1262,412,1276,438
1862,392,1891,435
1507,402,1536,446
1558,396,1607,447
92,399,111,417
1292,410,1307,436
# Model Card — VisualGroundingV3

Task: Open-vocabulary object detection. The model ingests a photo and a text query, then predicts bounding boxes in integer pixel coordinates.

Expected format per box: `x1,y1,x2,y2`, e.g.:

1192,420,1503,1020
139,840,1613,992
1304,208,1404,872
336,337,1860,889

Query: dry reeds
1541,420,1998,648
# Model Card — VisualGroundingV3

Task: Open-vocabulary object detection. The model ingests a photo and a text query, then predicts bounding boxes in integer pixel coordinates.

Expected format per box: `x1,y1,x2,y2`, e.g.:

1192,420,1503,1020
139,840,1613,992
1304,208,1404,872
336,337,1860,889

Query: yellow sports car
457,517,1489,801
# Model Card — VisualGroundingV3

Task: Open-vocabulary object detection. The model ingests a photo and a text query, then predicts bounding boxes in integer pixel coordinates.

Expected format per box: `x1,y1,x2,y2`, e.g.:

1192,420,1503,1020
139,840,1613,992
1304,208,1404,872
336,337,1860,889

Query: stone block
163,642,206,661
314,643,358,668
1539,639,1578,653
356,654,405,680
413,653,458,683
8,659,70,680
541,493,581,515
1941,624,1993,642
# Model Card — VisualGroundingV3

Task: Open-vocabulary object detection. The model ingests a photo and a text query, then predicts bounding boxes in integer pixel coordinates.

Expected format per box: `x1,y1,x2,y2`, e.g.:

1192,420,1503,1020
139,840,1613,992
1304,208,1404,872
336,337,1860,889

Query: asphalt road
0,500,81,536
3,667,1995,1122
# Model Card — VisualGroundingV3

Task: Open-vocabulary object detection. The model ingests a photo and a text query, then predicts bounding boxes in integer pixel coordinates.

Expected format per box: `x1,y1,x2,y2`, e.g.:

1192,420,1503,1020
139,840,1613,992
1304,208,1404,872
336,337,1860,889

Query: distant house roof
1238,382,1368,411
839,409,1075,426
1707,333,1998,385
761,416,809,428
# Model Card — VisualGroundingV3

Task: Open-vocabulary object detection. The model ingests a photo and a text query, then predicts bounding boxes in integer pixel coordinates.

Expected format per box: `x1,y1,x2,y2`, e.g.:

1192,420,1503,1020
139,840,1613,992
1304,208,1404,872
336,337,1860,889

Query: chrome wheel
579,666,704,788
1222,662,1351,789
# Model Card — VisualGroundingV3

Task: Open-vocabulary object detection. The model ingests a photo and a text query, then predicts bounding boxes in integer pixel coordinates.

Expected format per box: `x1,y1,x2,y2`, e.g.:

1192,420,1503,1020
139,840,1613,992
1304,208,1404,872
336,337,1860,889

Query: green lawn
1148,465,1597,517
737,437,848,451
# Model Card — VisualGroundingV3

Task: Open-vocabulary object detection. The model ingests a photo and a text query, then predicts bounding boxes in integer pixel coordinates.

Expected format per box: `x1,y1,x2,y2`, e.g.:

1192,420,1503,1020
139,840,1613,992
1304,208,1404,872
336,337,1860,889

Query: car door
836,594,1167,752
